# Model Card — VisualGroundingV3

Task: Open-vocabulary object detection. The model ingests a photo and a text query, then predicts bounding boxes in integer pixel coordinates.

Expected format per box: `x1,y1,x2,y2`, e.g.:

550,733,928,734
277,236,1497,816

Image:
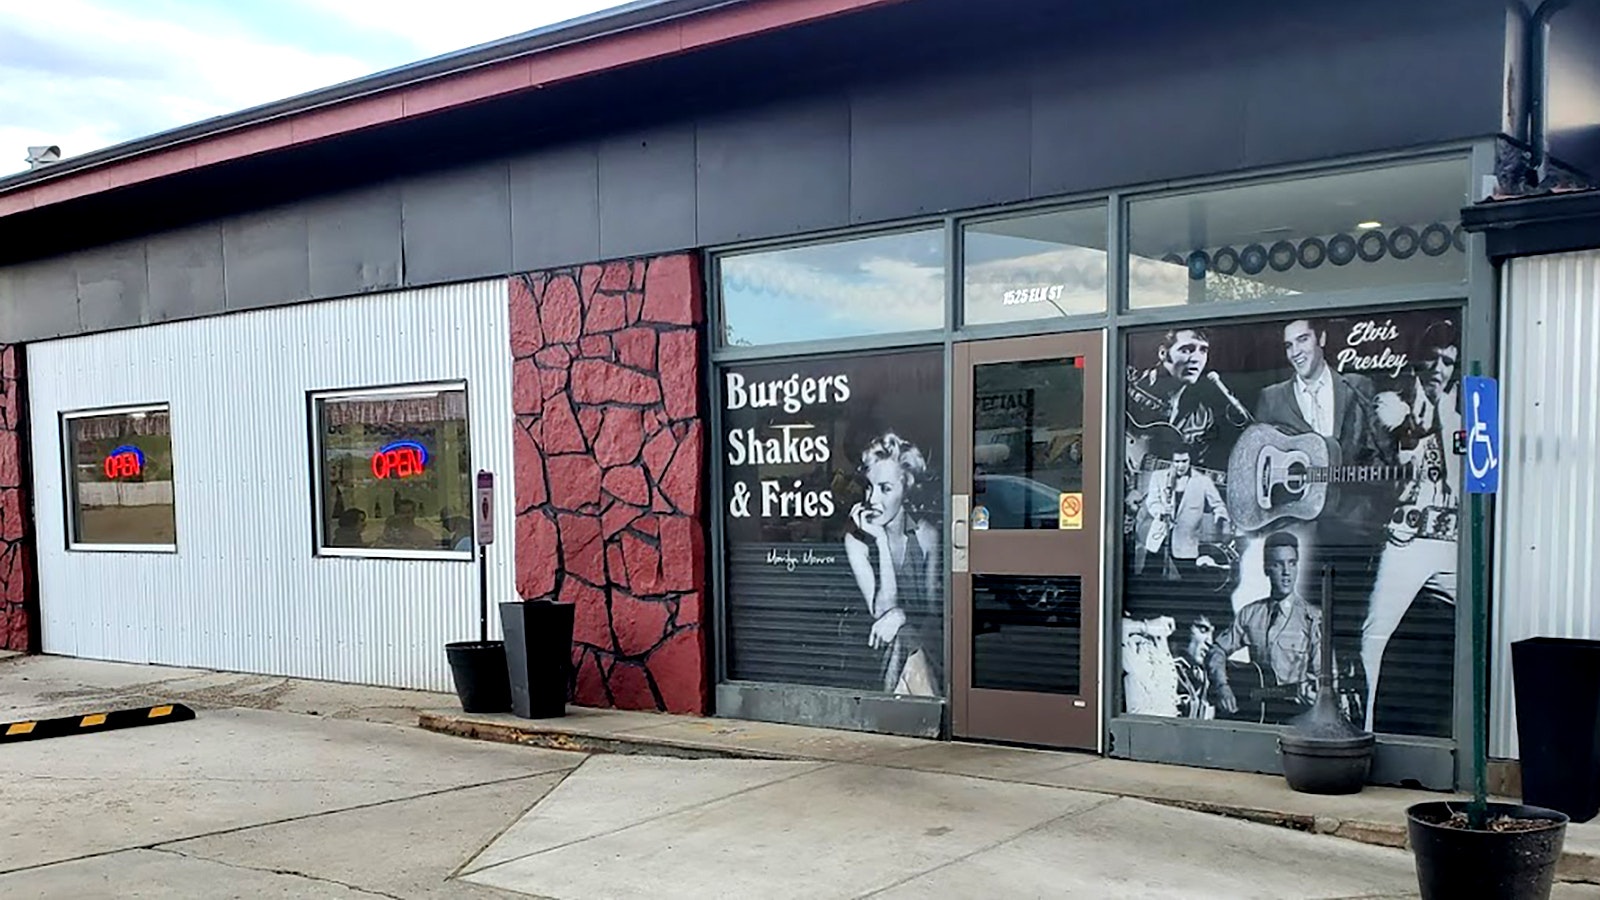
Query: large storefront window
312,383,472,558
717,228,946,347
63,405,178,549
721,349,945,695
1119,309,1461,737
963,205,1108,324
1127,159,1469,308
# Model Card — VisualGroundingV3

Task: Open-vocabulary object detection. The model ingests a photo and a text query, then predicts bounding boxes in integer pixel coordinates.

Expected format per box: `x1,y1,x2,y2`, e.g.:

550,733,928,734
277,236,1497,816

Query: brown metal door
951,332,1104,750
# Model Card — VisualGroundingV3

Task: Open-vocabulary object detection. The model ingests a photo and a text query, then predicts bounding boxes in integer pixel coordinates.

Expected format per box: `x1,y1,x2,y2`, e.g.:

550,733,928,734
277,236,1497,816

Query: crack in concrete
151,846,408,899
850,795,1124,899
0,768,582,878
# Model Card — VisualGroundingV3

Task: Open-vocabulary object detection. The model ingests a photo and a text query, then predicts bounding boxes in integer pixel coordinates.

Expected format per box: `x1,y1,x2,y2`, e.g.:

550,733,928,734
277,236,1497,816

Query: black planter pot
1279,732,1374,794
1513,637,1600,822
500,600,576,719
1407,801,1569,900
444,640,511,713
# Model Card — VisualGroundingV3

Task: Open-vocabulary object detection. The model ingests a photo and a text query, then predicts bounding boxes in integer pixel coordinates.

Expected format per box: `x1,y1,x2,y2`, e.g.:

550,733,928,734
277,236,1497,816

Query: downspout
1525,0,1576,186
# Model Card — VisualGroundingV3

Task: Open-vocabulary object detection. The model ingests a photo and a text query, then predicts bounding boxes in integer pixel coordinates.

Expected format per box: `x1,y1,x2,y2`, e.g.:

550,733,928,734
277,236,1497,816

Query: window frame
307,380,474,562
60,402,179,554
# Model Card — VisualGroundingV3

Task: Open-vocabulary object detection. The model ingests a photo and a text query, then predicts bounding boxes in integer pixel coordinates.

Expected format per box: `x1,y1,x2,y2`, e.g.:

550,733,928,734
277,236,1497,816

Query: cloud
286,0,626,58
0,0,625,176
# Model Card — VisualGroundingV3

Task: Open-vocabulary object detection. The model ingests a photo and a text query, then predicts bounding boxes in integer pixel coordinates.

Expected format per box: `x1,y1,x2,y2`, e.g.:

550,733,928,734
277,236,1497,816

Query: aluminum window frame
307,379,475,563
60,401,179,554
705,141,1486,772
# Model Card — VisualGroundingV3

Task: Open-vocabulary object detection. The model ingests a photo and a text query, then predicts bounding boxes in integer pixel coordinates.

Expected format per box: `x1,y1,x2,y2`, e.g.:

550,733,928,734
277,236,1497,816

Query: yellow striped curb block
1,704,196,743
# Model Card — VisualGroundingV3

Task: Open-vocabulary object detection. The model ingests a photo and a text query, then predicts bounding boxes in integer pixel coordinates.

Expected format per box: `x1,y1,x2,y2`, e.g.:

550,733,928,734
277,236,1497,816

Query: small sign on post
476,471,496,545
1463,376,1501,495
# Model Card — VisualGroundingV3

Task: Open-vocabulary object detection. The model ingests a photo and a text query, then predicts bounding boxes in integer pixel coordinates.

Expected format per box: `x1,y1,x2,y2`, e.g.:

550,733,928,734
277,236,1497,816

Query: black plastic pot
1407,801,1568,900
1279,732,1374,794
499,600,576,719
444,640,511,713
1513,637,1600,823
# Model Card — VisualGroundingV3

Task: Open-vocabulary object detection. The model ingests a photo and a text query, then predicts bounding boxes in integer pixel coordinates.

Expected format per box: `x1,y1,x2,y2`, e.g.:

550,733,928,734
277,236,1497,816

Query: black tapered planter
1513,637,1600,823
444,640,511,713
1407,801,1568,900
500,600,576,719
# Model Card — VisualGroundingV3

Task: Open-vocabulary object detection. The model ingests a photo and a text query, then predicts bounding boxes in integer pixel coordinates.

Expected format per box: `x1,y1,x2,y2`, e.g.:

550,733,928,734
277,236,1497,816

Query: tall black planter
499,600,576,719
444,640,511,713
1407,801,1568,900
1513,637,1600,823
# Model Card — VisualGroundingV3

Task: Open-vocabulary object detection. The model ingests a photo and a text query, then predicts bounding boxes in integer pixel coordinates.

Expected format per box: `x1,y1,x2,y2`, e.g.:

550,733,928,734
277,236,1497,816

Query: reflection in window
64,405,178,548
313,384,472,556
964,206,1108,324
1127,159,1469,309
718,228,946,347
972,358,1085,530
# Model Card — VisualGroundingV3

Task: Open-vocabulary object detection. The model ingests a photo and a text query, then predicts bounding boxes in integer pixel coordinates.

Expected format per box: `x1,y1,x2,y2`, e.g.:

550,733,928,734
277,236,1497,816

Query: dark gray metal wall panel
849,69,1031,223
510,144,600,271
144,223,224,324
74,241,148,333
696,96,851,244
223,208,309,311
597,124,697,259
401,162,512,285
1240,12,1507,168
1032,47,1248,199
0,257,79,341
306,183,402,299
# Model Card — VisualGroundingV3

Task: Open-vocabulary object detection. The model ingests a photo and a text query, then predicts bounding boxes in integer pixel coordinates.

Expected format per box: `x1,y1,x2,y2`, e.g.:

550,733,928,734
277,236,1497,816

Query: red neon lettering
371,446,427,480
103,452,142,480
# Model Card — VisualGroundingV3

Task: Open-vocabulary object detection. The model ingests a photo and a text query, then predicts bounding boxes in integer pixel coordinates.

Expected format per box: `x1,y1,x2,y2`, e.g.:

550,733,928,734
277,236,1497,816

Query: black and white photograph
1120,311,1460,736
722,349,946,697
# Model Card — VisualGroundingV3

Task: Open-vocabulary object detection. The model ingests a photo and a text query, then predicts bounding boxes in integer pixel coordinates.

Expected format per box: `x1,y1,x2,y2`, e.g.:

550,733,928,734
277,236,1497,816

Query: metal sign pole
479,544,489,644
1463,366,1501,829
1469,487,1489,828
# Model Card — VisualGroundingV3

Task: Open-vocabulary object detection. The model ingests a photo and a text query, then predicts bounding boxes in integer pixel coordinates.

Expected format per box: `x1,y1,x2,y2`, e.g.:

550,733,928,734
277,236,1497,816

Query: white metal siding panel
27,280,514,692
1492,251,1600,758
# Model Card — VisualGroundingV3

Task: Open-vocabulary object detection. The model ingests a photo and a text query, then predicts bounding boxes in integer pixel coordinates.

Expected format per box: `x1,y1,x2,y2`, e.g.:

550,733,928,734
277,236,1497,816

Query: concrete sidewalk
419,705,1600,886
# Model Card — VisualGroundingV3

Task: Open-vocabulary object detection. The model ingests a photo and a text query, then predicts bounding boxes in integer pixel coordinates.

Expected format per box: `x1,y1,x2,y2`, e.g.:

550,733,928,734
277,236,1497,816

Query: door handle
951,494,969,573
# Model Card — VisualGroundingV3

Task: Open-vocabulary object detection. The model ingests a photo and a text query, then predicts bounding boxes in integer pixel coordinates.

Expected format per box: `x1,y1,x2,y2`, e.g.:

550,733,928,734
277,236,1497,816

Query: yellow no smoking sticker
1058,492,1084,530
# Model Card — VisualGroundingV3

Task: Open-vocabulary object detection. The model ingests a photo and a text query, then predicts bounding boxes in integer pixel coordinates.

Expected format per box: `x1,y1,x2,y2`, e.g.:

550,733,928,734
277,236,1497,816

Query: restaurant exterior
3,0,1598,791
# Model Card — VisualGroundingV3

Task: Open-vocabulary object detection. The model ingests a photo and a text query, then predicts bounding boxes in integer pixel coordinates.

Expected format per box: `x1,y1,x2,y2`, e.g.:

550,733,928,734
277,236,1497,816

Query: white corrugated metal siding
1492,250,1600,758
26,280,515,692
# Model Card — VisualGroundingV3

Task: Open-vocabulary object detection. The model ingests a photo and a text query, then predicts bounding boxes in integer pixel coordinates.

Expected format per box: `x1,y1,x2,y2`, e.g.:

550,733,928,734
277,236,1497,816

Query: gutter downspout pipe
1527,0,1577,186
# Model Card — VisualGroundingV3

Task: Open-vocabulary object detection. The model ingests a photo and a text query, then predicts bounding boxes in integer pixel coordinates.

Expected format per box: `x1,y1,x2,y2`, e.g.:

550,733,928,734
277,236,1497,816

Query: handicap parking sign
1463,376,1500,494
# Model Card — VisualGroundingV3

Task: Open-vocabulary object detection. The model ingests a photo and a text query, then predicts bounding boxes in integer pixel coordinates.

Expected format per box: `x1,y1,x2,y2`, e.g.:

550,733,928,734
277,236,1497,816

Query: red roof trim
0,0,901,218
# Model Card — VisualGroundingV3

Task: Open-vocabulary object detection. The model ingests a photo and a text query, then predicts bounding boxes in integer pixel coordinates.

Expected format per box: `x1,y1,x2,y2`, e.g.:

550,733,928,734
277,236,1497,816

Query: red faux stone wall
509,254,709,715
0,345,36,652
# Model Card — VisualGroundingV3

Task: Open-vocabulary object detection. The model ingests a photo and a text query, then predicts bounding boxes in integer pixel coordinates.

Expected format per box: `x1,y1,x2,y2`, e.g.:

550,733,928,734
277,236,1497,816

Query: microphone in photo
1206,371,1253,425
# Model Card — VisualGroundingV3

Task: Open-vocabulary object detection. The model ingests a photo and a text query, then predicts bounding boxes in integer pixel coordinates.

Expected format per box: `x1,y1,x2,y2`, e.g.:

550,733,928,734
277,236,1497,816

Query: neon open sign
371,441,428,479
104,445,145,479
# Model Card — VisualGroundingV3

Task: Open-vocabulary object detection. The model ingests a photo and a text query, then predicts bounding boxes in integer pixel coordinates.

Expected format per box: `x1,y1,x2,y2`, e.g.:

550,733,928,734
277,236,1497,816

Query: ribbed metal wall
1491,250,1600,758
26,280,515,692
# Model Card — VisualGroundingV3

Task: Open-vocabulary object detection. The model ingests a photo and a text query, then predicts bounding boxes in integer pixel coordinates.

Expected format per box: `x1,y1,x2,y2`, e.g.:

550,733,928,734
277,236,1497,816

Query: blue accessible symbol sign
1463,376,1500,494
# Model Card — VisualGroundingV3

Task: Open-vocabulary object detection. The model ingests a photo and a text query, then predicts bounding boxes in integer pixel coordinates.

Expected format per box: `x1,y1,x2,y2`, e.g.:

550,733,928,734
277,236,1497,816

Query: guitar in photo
1225,424,1414,532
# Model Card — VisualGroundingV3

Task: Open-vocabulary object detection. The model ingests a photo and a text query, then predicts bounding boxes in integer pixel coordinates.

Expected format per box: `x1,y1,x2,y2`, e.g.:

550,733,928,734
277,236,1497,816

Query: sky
0,0,629,176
